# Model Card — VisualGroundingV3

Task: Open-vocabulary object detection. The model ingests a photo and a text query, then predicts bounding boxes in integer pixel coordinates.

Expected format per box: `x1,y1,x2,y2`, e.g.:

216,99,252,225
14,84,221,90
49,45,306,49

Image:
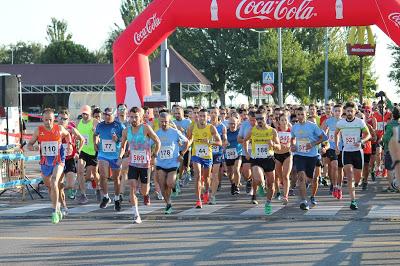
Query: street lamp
250,28,283,106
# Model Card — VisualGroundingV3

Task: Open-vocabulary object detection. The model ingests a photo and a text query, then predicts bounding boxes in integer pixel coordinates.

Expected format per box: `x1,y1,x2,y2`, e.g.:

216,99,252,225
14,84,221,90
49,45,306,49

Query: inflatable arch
113,0,400,107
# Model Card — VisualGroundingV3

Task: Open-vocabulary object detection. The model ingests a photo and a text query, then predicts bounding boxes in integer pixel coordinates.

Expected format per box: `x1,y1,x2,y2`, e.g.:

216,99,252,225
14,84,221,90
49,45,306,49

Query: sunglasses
59,117,68,121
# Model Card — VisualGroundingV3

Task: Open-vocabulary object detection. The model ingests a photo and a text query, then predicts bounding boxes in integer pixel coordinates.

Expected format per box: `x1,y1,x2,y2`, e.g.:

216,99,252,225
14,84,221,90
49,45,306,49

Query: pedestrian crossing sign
262,72,274,84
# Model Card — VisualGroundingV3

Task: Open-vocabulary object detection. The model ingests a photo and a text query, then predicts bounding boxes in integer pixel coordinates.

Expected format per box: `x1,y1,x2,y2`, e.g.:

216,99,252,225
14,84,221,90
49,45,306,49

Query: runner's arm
119,128,128,159
271,129,281,150
210,125,222,146
334,128,340,151
145,125,161,156
72,127,85,153
26,128,39,151
361,126,371,144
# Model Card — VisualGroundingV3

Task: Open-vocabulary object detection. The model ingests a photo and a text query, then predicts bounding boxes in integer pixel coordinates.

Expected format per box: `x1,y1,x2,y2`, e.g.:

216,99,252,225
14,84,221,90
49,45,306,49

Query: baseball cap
103,107,114,115
80,105,91,115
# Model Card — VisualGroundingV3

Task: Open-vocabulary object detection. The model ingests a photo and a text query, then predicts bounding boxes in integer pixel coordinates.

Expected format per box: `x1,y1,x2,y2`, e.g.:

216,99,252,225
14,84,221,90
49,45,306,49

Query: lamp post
250,28,283,106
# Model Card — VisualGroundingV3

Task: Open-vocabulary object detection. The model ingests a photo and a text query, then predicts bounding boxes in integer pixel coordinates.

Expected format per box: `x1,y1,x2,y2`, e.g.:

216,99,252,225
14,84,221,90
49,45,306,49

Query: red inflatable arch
113,0,400,107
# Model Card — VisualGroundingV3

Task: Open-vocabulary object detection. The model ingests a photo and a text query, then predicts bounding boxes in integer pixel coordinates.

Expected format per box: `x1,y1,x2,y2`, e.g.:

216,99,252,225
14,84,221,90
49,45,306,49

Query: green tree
46,17,72,43
0,42,43,64
40,41,96,63
389,44,400,93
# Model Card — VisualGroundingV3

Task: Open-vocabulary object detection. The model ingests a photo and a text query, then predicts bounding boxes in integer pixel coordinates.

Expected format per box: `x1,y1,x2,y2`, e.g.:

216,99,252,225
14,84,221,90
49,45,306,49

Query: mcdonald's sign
347,26,376,56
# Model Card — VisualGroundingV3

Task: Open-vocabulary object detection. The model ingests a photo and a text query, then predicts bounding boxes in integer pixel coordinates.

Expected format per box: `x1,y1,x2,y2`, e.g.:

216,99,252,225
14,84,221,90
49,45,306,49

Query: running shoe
288,189,295,196
329,184,334,194
337,189,343,199
100,197,111,209
361,182,368,191
282,196,289,205
275,191,282,200
144,195,151,206
350,200,358,210
370,171,376,182
217,182,222,192
51,212,60,224
67,189,75,200
61,207,69,217
300,202,309,211
91,179,97,189
203,192,209,205
156,191,164,200
234,186,240,195
231,184,236,195
321,177,328,187
96,190,102,202
257,185,266,197
209,196,216,205
383,169,388,178
391,179,400,191
251,195,258,205
264,202,272,215
78,194,89,205
133,214,142,224
57,210,63,221
114,199,122,212
310,196,317,206
332,188,338,199
164,204,173,214
172,188,178,198
246,180,252,194
195,200,202,209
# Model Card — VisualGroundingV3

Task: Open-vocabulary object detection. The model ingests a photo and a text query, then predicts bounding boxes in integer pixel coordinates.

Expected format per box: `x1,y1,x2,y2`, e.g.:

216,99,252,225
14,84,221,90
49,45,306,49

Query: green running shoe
209,196,216,205
51,212,60,224
350,200,358,210
264,202,272,215
164,204,173,214
257,185,266,197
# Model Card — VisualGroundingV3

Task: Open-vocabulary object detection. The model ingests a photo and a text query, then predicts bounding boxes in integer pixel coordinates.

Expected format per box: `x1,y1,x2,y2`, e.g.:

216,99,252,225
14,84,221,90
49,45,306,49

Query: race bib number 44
159,146,173,160
131,150,148,164
41,141,59,156
102,140,116,153
195,144,210,158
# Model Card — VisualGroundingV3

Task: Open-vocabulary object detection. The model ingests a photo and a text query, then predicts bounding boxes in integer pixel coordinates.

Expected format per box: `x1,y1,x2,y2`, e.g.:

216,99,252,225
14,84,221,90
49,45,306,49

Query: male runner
335,102,371,210
156,112,189,214
187,109,222,208
27,108,72,224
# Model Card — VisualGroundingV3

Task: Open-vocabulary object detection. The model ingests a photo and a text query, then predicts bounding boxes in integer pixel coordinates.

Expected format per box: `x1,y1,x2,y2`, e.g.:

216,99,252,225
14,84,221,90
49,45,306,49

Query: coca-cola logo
389,13,400,28
133,14,162,45
236,0,316,21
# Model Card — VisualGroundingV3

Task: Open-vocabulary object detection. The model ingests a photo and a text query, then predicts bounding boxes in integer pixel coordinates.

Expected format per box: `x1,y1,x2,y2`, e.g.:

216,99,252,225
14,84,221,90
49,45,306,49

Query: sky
0,0,399,103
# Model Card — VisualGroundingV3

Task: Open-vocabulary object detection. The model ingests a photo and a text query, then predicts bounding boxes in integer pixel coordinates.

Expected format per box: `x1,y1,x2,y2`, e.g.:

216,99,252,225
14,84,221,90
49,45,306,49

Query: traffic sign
262,84,275,95
262,72,274,84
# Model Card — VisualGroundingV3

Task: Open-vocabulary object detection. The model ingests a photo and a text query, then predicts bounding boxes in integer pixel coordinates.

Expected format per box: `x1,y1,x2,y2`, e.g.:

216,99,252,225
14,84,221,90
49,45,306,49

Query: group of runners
26,97,400,224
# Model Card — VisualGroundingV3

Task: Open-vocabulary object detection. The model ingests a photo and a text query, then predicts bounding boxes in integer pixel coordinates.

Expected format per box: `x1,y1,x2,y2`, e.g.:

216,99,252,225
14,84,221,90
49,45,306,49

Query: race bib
226,148,238,160
131,150,148,164
278,132,291,145
341,129,360,147
159,146,173,160
212,145,220,153
328,131,335,142
297,139,310,153
102,140,116,153
195,144,210,158
255,144,269,158
377,122,385,131
82,135,89,145
41,141,59,156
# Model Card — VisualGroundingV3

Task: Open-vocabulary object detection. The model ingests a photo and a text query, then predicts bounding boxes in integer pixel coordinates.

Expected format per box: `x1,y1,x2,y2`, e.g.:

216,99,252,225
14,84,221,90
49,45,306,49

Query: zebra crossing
1,201,400,219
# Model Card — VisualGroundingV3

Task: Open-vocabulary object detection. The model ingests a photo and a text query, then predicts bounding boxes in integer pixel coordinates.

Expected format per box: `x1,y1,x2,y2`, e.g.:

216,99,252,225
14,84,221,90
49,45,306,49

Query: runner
95,107,125,211
335,102,371,210
187,109,222,208
155,112,189,214
372,100,391,177
359,111,376,191
382,106,399,192
120,107,160,223
238,111,257,195
291,107,327,211
244,110,280,215
274,113,292,205
76,105,100,204
27,108,72,224
209,107,227,204
58,109,85,215
115,104,130,201
225,116,242,200
321,104,342,198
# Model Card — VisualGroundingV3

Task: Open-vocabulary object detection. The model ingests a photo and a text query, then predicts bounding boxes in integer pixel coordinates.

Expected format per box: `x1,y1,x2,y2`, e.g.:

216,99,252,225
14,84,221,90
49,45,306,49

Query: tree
40,41,96,64
389,44,400,93
0,42,43,64
46,17,72,43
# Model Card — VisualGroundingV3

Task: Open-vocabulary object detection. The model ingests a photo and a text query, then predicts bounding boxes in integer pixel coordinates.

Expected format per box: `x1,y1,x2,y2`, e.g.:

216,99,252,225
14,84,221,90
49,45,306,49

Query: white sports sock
114,194,120,201
132,206,139,216
104,193,109,199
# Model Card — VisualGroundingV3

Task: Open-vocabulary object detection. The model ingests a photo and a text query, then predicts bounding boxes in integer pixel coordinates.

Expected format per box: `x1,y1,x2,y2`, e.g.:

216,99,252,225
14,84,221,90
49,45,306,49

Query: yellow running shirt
251,126,274,158
192,123,213,159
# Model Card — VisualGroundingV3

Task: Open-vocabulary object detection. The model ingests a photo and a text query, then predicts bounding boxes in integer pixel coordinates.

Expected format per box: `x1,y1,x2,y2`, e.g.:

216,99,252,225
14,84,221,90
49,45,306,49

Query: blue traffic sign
262,72,274,84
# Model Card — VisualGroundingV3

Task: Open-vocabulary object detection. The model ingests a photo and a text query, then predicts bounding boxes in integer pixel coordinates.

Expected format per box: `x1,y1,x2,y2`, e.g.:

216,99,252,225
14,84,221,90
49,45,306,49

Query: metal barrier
0,149,43,200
